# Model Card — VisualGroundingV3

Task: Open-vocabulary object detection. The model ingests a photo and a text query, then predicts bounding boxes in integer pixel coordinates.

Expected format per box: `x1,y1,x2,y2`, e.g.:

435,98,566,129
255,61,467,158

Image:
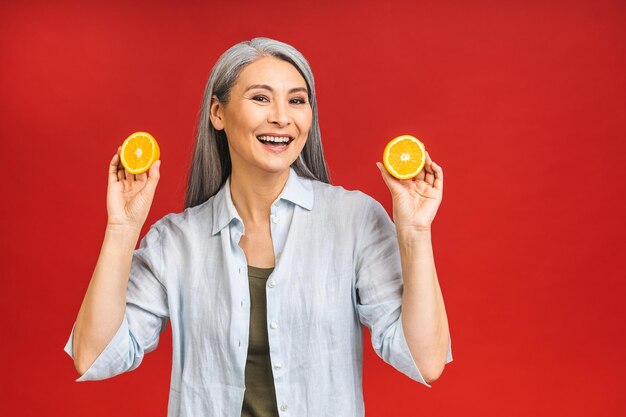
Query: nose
268,99,290,127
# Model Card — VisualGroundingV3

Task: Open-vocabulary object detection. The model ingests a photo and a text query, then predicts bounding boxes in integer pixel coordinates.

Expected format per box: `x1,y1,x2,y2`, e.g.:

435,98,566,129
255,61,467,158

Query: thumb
376,162,394,189
376,162,403,197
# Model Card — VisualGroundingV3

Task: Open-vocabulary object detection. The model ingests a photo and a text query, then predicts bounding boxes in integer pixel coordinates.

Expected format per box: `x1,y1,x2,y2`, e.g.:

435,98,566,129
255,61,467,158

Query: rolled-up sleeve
355,197,452,388
63,223,170,382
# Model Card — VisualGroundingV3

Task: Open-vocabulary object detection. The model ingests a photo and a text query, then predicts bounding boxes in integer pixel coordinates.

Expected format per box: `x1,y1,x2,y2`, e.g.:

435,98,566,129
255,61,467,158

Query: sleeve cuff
445,337,453,364
63,317,132,382
395,313,432,388
395,312,454,388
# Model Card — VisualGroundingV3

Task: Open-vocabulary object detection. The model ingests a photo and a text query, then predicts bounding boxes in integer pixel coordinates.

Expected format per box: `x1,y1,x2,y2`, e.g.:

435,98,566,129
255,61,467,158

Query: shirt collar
211,167,314,236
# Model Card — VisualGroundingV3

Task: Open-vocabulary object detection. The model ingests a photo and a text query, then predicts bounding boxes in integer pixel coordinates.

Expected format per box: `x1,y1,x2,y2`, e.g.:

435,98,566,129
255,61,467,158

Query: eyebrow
244,84,308,94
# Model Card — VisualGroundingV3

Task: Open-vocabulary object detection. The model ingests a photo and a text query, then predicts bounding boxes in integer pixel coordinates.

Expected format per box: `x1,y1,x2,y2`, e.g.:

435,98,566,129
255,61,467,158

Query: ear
209,95,225,131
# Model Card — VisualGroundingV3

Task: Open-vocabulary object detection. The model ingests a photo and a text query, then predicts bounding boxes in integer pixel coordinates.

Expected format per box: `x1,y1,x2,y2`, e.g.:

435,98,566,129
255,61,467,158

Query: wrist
397,227,432,242
105,222,142,237
102,223,142,255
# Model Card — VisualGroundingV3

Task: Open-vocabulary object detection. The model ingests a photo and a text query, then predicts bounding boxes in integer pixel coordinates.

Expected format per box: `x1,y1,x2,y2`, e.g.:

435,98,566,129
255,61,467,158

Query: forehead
235,56,307,90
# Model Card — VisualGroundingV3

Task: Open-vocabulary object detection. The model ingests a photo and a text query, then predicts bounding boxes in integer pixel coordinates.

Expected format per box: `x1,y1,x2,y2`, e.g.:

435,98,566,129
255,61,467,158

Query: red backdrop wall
2,0,625,415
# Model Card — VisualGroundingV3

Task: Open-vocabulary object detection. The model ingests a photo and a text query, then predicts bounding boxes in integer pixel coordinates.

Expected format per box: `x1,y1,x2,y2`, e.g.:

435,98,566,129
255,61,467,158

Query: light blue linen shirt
64,167,453,416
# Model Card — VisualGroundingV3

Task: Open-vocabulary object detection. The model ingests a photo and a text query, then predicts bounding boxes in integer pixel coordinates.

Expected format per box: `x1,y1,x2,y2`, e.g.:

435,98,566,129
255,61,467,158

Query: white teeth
257,135,291,143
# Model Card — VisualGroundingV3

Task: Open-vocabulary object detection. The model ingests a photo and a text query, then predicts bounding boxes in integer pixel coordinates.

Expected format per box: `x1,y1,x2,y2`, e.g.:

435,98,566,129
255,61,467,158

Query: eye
291,97,307,105
252,95,269,102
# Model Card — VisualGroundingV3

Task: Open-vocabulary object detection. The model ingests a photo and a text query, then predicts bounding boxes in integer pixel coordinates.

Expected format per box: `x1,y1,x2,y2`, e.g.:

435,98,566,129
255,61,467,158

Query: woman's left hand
376,152,443,233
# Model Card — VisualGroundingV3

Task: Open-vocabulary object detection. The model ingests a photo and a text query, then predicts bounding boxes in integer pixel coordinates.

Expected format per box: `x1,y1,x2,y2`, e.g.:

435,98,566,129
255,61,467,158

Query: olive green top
241,265,279,417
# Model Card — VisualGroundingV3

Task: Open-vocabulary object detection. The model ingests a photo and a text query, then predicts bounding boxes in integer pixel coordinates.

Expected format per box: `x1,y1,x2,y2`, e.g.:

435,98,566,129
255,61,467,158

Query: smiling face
209,56,313,177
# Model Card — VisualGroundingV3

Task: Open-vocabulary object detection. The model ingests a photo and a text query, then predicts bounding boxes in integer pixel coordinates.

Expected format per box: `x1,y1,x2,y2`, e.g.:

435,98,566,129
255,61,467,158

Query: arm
65,221,169,382
354,197,451,388
72,224,141,375
67,147,162,377
376,151,451,384
397,229,450,384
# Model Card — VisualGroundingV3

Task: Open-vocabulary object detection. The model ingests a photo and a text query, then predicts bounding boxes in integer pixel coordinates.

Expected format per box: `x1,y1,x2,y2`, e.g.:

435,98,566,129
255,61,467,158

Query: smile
256,135,294,147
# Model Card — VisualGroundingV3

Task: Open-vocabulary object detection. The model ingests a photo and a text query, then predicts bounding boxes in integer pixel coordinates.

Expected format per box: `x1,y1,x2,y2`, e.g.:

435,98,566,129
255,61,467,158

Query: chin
260,161,295,175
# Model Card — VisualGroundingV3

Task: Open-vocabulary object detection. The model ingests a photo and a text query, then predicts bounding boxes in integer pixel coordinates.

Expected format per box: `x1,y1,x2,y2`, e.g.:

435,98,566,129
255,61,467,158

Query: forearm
398,229,450,382
72,224,141,375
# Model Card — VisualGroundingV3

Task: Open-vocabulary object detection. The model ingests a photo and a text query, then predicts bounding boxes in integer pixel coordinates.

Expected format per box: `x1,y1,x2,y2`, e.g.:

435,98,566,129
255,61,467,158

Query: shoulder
147,198,213,239
300,178,388,236
306,178,379,212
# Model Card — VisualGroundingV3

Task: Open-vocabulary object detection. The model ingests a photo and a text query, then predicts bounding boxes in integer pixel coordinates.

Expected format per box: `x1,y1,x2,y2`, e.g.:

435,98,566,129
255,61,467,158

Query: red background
2,0,625,415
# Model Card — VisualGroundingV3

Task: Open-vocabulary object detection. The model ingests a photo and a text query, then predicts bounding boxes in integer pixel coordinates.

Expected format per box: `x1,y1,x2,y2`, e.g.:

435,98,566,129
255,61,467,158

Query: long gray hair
185,37,331,209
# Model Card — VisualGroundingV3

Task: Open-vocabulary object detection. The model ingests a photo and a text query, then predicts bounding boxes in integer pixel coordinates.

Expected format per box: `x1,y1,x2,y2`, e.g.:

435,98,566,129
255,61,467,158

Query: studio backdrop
2,1,625,416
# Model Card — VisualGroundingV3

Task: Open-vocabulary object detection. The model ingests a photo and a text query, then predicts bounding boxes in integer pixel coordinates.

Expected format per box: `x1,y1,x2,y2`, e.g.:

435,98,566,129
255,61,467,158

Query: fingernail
155,160,161,171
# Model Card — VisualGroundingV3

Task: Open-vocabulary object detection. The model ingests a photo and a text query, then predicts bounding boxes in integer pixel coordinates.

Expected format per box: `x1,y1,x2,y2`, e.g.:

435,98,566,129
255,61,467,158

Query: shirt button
274,362,283,369
270,321,278,329
274,201,280,207
272,216,279,224
238,267,241,274
276,251,282,260
280,404,288,411
268,279,276,288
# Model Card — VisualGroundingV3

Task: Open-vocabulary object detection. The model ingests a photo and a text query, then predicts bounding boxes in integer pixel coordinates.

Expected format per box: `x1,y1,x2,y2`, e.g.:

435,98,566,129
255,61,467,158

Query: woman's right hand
106,146,161,229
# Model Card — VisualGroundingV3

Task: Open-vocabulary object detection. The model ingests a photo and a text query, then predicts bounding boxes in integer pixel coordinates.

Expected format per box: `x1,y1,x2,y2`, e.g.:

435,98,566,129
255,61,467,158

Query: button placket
232,223,248,351
267,200,288,409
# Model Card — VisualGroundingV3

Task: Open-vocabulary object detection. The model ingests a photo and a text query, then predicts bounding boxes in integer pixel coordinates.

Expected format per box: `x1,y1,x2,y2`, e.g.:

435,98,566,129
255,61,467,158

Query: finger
414,165,426,182
432,160,444,191
124,167,135,182
376,162,392,186
376,162,397,191
135,171,148,182
142,160,161,196
425,151,435,172
425,168,435,186
117,163,126,181
424,152,435,185
108,151,121,184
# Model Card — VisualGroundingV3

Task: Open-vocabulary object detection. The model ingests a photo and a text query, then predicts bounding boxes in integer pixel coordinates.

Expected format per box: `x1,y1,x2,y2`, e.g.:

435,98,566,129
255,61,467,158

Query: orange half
120,131,160,174
382,134,426,180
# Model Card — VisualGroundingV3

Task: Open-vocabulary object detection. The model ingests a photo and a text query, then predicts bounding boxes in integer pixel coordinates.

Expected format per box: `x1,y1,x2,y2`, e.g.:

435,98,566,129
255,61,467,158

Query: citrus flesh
120,131,160,174
382,134,426,180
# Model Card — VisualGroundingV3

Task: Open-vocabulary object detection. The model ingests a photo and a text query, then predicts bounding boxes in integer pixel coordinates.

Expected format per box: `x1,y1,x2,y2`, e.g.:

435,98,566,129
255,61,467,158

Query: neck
229,166,290,225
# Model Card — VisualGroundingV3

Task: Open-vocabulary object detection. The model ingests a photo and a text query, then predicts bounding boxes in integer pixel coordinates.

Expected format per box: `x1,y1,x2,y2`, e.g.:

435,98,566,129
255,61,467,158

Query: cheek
296,109,313,134
234,103,265,127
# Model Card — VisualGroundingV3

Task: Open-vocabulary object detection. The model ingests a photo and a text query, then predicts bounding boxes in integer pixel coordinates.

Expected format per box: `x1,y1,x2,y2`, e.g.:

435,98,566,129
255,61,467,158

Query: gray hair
185,37,330,208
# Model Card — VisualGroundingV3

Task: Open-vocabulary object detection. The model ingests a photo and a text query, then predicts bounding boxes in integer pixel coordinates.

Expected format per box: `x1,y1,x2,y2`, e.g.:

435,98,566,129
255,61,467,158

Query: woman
64,37,452,416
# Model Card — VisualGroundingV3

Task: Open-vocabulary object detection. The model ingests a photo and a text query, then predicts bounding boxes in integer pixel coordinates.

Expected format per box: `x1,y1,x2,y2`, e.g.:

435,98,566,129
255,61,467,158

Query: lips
256,134,294,145
255,134,294,154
